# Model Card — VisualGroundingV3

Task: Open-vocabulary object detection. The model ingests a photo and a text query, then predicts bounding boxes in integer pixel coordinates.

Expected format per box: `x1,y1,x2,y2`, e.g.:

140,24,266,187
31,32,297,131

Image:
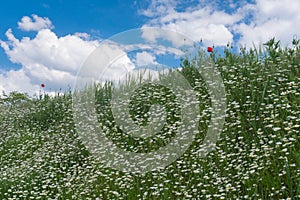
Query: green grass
0,38,299,199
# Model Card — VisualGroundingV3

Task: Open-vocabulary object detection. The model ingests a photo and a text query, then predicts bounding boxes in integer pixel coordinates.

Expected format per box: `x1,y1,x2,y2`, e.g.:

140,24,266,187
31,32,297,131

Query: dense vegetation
0,38,299,199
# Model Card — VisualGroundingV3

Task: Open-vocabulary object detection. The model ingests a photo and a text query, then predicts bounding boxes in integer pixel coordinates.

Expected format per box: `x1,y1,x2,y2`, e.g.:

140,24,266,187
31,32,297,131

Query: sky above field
0,0,299,95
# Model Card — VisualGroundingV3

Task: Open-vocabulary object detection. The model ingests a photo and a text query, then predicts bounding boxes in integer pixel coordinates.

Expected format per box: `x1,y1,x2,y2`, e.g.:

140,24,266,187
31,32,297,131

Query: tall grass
0,38,299,199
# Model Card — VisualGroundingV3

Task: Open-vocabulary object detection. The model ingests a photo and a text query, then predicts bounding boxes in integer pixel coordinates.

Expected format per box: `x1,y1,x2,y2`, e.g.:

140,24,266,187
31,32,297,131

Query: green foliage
0,91,30,106
0,38,300,199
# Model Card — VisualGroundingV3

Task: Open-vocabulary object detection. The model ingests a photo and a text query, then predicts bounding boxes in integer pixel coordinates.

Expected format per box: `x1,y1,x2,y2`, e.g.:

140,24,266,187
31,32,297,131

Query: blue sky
0,0,299,95
0,1,143,69
0,1,142,37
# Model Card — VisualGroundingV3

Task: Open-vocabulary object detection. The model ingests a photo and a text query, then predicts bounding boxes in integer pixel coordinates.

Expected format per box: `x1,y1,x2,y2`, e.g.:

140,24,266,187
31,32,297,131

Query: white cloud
234,0,300,48
135,51,158,66
18,14,53,31
141,26,195,47
0,17,98,95
140,2,241,46
138,0,177,17
0,27,99,94
0,69,38,95
1,28,99,74
140,0,300,49
0,15,138,95
79,43,135,85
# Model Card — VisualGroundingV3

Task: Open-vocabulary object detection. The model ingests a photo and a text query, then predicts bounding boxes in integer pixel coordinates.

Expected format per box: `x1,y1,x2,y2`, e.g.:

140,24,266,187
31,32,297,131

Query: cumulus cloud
140,0,300,49
138,0,177,17
234,0,300,48
18,14,54,31
135,51,158,66
78,42,135,85
140,1,241,46
1,28,98,74
0,15,138,95
0,27,100,94
0,69,36,95
0,15,99,95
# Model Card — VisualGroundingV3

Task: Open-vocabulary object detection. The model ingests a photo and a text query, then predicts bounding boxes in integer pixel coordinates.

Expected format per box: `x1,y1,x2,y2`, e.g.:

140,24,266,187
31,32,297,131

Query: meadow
0,38,299,199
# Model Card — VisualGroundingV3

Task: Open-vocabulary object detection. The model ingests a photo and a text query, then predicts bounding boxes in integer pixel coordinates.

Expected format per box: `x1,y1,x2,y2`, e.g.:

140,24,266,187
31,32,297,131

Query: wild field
0,38,299,199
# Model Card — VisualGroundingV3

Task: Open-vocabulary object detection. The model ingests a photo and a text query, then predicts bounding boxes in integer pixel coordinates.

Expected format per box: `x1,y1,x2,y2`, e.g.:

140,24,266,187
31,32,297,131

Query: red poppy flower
41,83,45,88
207,46,213,52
